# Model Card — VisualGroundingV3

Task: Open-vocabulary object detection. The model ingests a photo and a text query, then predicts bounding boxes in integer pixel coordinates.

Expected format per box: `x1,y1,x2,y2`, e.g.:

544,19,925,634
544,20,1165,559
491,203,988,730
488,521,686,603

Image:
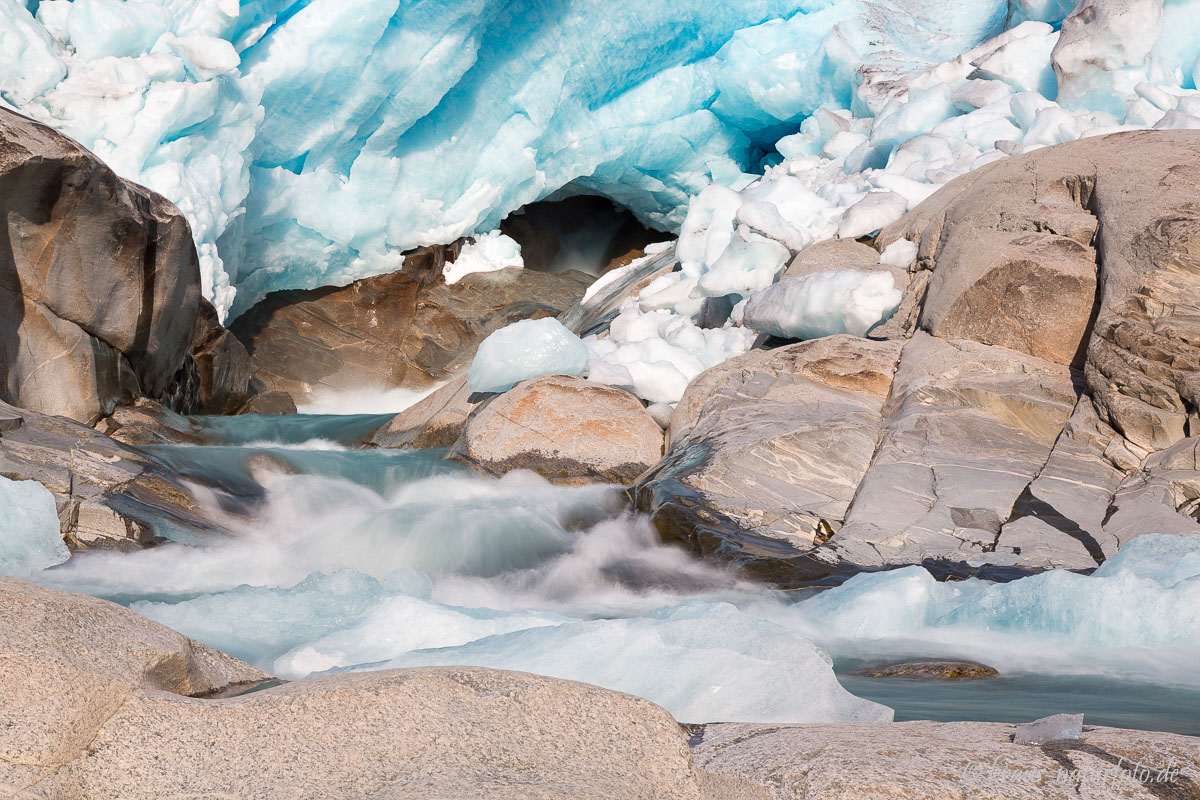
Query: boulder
231,243,591,408
559,244,678,337
0,399,217,549
829,333,1078,567
635,337,902,570
879,130,1200,454
689,720,1200,800
450,374,663,484
369,374,480,450
1,577,707,800
0,108,200,424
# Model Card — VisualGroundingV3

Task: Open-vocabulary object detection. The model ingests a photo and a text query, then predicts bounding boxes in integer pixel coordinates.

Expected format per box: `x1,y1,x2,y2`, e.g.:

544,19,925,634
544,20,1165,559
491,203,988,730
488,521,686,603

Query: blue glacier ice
467,317,589,393
1,0,1057,317
0,475,69,577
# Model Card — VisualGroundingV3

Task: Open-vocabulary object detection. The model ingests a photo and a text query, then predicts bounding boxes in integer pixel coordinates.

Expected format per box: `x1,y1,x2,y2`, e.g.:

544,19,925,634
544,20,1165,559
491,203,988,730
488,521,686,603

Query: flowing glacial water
35,413,1200,734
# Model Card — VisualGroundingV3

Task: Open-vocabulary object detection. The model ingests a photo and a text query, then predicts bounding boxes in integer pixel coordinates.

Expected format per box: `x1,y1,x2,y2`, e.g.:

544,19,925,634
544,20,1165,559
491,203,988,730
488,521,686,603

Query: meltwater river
35,413,1200,734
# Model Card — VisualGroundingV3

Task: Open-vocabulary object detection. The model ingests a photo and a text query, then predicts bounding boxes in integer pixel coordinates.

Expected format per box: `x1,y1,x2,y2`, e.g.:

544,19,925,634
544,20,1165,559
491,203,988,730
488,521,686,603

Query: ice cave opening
498,195,673,277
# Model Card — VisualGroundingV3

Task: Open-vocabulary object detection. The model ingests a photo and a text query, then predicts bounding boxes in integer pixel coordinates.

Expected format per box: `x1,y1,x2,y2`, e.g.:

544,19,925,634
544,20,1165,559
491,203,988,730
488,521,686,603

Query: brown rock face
189,298,250,414
451,374,664,484
231,245,591,407
856,659,999,680
0,109,201,424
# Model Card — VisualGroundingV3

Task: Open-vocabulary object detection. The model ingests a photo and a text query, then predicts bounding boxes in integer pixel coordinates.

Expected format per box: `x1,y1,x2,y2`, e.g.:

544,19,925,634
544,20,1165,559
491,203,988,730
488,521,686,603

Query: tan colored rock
451,374,663,484
1,577,706,800
783,238,882,278
830,333,1078,567
369,373,480,450
919,230,1097,366
0,108,200,424
690,721,1200,800
880,130,1200,454
231,246,591,407
636,337,902,564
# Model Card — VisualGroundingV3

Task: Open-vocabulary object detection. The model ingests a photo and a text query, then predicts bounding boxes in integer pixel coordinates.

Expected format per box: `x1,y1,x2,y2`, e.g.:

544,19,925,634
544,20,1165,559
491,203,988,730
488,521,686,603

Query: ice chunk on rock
837,192,910,239
741,270,903,340
878,239,918,268
1013,713,1084,744
467,318,588,394
443,231,523,285
0,476,68,577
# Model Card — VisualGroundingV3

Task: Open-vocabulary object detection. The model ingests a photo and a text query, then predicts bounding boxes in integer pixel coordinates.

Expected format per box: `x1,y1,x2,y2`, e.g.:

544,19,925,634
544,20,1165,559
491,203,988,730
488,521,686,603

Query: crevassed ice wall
3,0,1022,318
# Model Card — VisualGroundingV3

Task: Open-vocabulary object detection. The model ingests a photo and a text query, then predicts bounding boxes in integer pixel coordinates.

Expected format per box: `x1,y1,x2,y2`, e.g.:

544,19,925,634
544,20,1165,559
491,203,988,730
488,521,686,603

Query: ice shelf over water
9,0,1200,322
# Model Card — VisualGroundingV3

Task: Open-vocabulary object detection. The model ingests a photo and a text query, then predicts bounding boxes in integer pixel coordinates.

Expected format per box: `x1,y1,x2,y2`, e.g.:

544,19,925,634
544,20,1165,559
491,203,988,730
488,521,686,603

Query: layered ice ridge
3,0,1041,317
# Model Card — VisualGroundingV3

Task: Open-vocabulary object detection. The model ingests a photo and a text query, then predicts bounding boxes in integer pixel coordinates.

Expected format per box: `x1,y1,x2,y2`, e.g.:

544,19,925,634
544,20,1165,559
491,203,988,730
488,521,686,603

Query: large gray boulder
690,721,1200,800
641,131,1200,579
0,108,201,424
636,337,902,564
1,576,708,800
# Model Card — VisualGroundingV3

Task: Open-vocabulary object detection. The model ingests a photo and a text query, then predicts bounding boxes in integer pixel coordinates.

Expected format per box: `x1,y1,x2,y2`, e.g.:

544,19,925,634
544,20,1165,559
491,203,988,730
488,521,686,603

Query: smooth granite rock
368,373,479,450
190,297,251,414
689,721,1200,800
637,337,902,559
1,577,706,800
0,108,200,424
829,333,1078,567
451,374,664,484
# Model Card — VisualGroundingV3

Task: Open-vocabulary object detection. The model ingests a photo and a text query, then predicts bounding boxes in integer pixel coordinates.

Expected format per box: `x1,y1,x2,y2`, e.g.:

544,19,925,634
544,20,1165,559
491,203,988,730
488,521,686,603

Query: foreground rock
0,109,201,424
856,660,999,680
231,244,591,408
0,400,218,549
1,577,706,800
689,721,1200,800
451,374,663,484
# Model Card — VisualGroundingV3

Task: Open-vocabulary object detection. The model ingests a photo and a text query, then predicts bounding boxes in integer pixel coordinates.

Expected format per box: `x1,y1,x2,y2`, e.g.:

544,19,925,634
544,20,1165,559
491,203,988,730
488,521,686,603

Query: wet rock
368,374,479,450
95,399,206,446
856,659,999,680
235,391,298,416
451,374,663,484
231,243,590,408
0,108,200,424
636,336,902,563
2,576,706,800
690,720,1199,800
0,399,217,549
190,297,251,414
559,244,678,337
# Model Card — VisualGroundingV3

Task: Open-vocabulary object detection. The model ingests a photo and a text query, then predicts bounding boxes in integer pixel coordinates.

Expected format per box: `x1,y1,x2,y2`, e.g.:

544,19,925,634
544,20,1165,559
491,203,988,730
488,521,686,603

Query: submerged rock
0,576,707,800
451,374,664,484
0,108,201,424
856,659,999,680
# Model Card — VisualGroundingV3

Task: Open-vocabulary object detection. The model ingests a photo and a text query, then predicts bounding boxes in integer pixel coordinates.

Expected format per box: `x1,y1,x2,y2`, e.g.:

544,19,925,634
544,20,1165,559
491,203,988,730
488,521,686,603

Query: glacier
0,0,1112,319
